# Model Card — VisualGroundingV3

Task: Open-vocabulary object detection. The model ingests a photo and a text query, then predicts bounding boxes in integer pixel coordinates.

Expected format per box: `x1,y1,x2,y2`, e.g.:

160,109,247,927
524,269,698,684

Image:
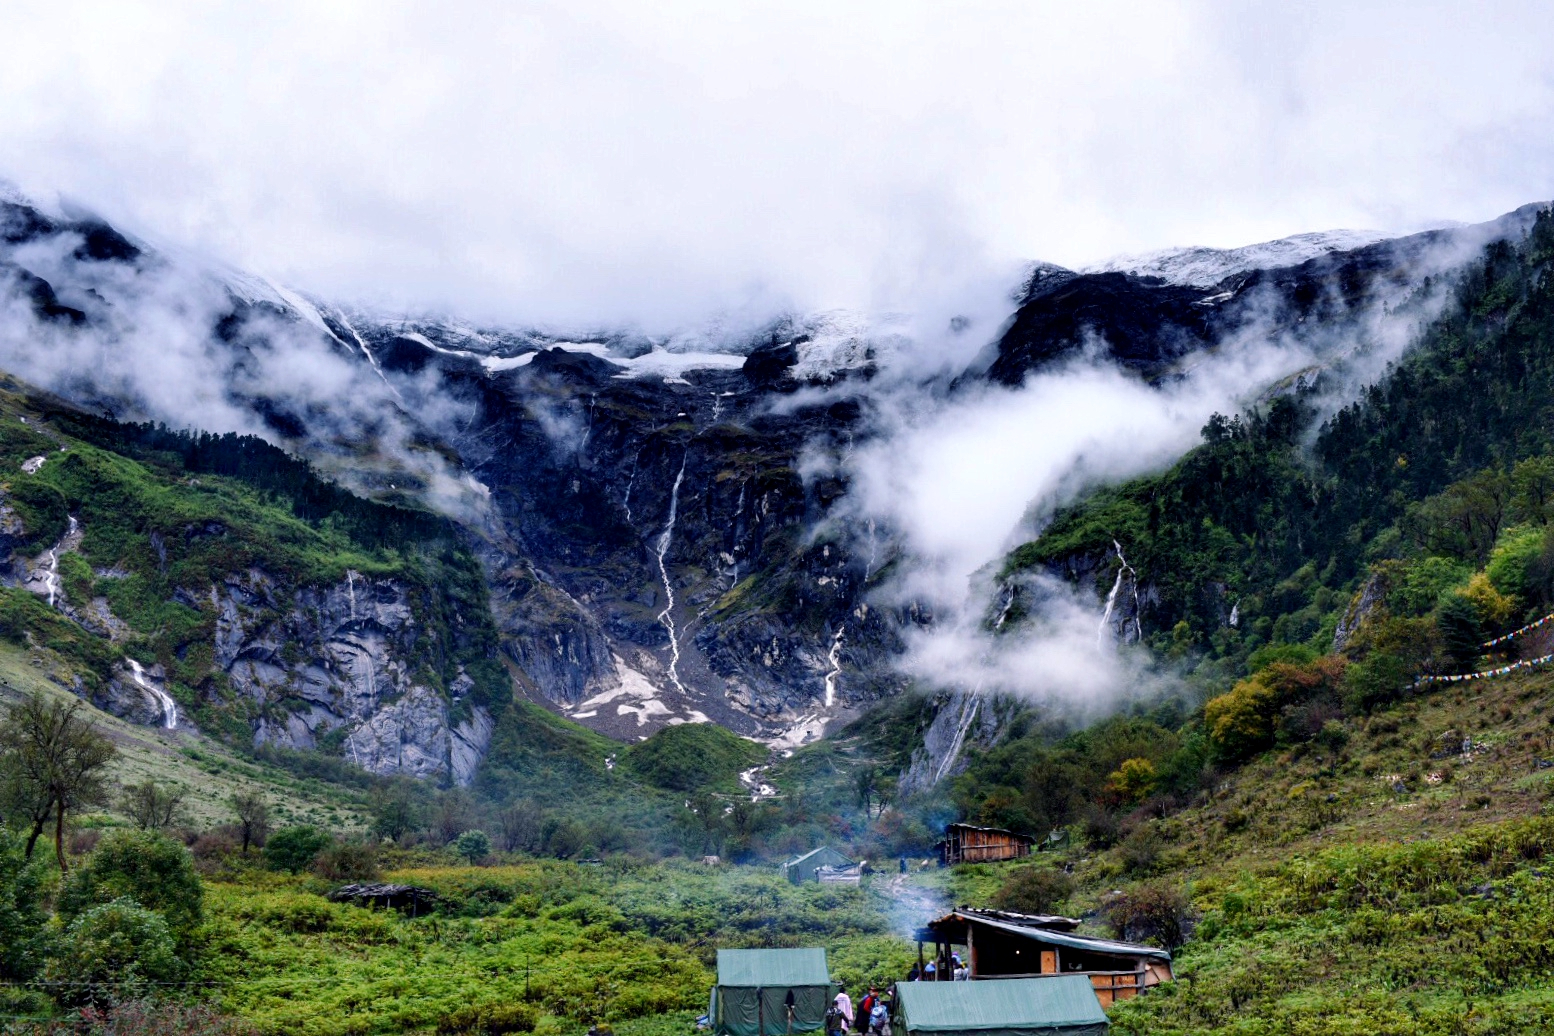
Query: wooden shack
782,846,856,884
937,824,1035,865
915,909,1173,1007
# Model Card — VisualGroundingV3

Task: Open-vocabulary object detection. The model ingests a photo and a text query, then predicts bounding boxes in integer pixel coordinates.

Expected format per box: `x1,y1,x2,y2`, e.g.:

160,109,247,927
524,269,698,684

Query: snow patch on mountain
1086,229,1391,288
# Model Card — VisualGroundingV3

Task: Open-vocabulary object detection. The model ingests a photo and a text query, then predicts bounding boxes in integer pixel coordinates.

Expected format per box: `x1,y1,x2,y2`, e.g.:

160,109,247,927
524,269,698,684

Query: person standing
833,987,854,1036
856,988,879,1032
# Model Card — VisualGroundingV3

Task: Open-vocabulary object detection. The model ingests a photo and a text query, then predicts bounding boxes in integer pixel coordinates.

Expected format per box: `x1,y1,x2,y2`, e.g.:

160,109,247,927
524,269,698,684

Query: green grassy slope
0,641,371,830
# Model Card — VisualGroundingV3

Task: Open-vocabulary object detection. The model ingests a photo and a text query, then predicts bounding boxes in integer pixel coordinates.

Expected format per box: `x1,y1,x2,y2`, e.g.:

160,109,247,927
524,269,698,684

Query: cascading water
127,658,177,729
1097,539,1143,647
335,311,401,399
823,625,846,707
346,569,358,621
40,516,78,608
935,694,980,783
622,450,643,522
655,453,690,695
994,584,1016,630
863,518,879,583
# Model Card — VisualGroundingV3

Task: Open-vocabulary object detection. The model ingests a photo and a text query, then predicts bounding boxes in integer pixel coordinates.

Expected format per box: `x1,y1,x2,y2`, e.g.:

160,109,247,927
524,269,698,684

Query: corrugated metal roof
952,913,1171,962
896,976,1107,1032
716,948,831,988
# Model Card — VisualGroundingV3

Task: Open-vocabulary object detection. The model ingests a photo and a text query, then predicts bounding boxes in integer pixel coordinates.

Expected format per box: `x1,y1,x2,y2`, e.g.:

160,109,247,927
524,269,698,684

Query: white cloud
0,2,1549,329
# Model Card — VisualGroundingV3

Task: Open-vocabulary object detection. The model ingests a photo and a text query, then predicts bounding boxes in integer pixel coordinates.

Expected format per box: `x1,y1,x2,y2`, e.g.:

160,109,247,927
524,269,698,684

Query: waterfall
1229,600,1240,628
41,516,77,609
1097,539,1142,647
346,569,358,622
823,625,846,707
579,396,596,455
656,453,690,695
994,584,1016,630
863,518,879,583
935,695,980,783
127,659,177,729
622,450,643,522
335,310,402,399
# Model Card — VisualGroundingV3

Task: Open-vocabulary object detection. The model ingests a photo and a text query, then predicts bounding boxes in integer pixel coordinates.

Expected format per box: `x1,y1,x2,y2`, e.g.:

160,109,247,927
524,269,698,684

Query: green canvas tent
709,948,834,1036
893,976,1109,1036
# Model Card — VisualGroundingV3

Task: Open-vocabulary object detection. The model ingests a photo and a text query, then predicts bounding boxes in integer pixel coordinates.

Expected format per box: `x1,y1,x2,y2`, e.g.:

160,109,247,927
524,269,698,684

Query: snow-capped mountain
1083,229,1391,288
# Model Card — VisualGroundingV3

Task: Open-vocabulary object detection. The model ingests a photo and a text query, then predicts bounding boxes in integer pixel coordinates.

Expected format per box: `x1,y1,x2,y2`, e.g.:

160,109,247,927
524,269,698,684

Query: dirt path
877,872,949,941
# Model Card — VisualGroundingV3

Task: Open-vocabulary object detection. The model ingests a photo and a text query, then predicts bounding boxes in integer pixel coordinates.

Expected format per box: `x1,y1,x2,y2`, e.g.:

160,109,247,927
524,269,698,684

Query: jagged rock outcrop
218,569,488,785
1333,571,1388,652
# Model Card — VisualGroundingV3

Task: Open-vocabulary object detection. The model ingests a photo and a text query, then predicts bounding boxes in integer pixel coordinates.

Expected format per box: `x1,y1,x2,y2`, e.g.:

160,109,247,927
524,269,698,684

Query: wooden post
967,925,976,978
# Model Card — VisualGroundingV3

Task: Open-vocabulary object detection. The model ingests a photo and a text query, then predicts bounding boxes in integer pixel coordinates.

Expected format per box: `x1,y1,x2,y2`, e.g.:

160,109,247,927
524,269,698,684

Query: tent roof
784,846,854,869
920,912,1171,963
717,948,831,988
895,976,1107,1033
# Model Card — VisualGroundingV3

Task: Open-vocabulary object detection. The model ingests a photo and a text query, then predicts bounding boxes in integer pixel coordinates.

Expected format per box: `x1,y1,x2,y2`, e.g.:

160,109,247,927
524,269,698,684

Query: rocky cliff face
0,395,500,788
385,333,910,745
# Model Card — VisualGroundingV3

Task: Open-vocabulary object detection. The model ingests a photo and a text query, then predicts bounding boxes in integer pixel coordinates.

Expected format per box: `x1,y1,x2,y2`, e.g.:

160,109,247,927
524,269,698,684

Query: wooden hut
782,846,856,884
937,824,1035,865
915,909,1173,1007
893,976,1109,1036
708,948,834,1036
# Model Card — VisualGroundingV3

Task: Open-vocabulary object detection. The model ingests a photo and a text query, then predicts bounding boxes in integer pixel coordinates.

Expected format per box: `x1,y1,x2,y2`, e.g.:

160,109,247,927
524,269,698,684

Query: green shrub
623,723,765,792
990,866,1075,914
45,898,181,1007
312,840,380,882
1103,880,1194,950
437,1002,538,1035
57,830,203,941
264,826,332,874
0,830,50,982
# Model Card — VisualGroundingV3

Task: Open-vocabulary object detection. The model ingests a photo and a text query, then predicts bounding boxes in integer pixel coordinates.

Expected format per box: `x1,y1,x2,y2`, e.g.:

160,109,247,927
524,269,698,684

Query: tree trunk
54,799,67,872
24,815,46,858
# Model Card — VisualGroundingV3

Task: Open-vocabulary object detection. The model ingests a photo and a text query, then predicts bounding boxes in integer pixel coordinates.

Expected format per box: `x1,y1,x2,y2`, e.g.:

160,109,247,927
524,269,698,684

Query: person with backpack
867,994,891,1036
856,988,879,1032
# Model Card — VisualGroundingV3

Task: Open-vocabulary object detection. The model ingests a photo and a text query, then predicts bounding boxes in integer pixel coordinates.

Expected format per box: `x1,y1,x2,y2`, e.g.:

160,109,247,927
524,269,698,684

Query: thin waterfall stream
655,452,690,695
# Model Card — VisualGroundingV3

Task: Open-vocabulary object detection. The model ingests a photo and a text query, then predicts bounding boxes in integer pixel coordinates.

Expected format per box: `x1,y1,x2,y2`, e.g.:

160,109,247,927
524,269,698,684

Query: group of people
827,986,890,1036
904,952,967,983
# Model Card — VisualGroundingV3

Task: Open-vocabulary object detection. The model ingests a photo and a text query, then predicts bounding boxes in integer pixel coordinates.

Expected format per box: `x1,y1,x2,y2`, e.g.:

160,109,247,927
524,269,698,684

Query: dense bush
436,1002,538,1035
1104,880,1194,950
57,830,204,942
311,840,380,881
0,829,50,982
989,866,1074,915
45,898,182,1007
263,826,332,874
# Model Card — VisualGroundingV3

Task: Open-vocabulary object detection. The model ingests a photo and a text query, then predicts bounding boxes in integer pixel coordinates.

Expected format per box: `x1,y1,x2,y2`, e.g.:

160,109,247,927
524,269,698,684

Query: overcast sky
3,1,1552,329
